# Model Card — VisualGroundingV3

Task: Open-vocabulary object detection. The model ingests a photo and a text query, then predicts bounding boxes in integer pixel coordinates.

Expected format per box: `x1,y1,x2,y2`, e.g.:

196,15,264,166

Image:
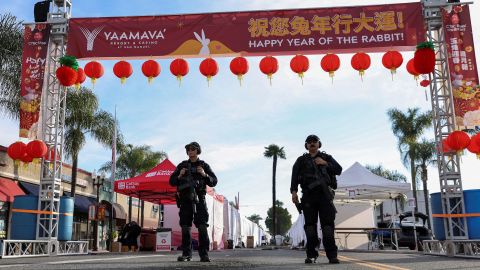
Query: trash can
275,235,282,246
156,228,172,251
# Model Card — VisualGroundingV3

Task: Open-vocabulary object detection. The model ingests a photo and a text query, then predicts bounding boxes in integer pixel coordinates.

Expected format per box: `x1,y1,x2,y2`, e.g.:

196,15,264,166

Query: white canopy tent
335,162,411,201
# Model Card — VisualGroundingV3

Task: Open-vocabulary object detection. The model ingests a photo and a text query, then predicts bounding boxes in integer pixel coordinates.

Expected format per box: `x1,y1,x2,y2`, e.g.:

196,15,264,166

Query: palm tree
387,108,432,213
64,87,120,197
366,164,408,219
99,144,167,222
411,139,437,229
99,144,167,179
0,13,23,119
247,214,263,226
365,164,407,183
263,144,286,238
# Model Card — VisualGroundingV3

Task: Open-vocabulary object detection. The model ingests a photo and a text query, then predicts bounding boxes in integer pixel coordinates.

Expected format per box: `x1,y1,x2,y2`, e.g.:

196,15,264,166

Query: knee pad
322,225,334,235
181,226,191,233
197,224,208,233
304,224,317,236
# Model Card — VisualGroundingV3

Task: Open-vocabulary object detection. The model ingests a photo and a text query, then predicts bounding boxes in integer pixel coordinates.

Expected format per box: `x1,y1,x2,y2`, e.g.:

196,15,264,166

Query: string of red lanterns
58,44,438,88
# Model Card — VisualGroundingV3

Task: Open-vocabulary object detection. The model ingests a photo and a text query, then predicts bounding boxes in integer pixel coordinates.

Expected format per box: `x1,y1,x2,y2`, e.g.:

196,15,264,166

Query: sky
1,0,479,229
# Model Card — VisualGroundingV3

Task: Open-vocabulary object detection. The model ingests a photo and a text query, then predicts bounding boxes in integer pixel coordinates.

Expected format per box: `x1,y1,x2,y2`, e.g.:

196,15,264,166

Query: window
0,202,9,239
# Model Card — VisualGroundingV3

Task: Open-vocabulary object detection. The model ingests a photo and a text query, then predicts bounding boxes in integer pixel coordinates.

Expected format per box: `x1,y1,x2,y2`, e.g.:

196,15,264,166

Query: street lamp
92,169,106,251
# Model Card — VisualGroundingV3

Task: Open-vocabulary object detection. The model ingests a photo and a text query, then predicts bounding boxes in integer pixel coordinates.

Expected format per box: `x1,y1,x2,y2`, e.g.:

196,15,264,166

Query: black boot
177,255,192,262
305,257,317,264
329,258,340,264
200,255,211,262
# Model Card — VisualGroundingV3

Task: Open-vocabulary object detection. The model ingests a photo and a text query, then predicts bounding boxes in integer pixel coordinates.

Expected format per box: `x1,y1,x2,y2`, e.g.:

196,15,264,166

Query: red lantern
170,58,189,85
382,51,403,79
230,57,249,86
75,67,86,90
7,142,27,165
290,55,309,84
406,59,420,82
44,147,60,162
321,54,340,82
84,61,104,85
420,79,430,87
351,52,371,80
141,60,161,84
113,61,133,84
199,58,219,86
441,138,455,154
414,41,435,74
20,152,33,164
26,140,47,160
467,134,480,159
56,66,77,87
446,130,471,153
259,56,278,85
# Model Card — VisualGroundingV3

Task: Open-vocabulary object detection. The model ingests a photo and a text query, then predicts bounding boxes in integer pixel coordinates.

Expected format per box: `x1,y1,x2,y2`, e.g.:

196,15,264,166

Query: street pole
92,170,105,251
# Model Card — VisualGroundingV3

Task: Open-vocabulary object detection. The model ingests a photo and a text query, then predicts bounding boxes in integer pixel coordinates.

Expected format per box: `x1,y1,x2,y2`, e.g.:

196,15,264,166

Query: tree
366,164,408,219
263,144,286,238
387,107,432,213
247,214,263,225
99,143,167,222
411,139,437,229
365,164,407,183
265,200,292,236
64,87,120,197
99,144,167,180
0,13,23,120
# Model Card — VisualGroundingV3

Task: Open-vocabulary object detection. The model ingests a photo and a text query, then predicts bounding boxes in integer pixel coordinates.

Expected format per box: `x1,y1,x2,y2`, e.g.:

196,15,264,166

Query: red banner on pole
67,2,424,60
19,24,50,139
443,5,480,127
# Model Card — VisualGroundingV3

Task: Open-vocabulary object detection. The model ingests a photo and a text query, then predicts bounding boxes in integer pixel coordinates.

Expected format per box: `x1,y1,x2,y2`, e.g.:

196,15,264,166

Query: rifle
176,163,199,213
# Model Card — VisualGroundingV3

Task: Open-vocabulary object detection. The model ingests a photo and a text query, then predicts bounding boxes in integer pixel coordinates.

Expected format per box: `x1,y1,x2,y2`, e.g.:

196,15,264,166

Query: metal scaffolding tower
423,0,468,240
37,0,72,241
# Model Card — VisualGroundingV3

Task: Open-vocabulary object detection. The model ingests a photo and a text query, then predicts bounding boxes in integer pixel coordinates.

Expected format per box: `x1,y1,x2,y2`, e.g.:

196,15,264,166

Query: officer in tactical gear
290,135,342,264
169,142,218,262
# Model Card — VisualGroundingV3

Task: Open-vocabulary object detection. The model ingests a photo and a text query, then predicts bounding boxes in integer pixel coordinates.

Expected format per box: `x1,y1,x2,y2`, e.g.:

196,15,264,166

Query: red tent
114,158,177,204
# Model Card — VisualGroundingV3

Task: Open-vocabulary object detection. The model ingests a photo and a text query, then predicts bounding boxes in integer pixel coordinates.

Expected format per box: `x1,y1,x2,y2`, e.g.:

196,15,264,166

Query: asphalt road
1,249,480,270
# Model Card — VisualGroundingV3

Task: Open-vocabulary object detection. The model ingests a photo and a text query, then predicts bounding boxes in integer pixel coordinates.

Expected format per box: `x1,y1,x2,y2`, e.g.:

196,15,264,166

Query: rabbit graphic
194,29,210,55
24,87,38,102
452,73,464,88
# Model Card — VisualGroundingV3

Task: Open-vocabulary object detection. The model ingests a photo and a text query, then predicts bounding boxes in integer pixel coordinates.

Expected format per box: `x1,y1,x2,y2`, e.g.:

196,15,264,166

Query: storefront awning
18,181,39,196
0,178,25,202
112,203,127,220
63,191,97,214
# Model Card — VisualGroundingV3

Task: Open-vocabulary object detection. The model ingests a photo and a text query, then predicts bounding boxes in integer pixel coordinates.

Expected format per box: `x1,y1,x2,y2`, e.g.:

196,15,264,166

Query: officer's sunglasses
187,147,198,151
307,140,318,144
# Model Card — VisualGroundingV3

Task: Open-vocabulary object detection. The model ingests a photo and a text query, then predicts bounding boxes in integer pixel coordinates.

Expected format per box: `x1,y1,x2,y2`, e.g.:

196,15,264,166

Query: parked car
371,212,433,251
397,212,433,251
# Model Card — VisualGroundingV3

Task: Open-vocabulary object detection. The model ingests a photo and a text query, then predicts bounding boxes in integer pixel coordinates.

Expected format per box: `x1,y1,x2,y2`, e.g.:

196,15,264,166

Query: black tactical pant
302,193,337,260
179,196,209,257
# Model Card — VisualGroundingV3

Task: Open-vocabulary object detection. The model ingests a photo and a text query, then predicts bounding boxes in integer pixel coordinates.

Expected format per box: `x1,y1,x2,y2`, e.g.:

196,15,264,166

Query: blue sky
1,0,480,226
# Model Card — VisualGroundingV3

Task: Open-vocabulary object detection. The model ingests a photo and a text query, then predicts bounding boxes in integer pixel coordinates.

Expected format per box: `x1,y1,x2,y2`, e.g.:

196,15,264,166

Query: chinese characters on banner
67,2,424,59
443,5,480,127
19,24,50,139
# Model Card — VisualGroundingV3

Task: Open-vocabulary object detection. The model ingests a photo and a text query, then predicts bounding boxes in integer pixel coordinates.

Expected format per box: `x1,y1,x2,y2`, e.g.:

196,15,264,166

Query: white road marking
46,254,167,264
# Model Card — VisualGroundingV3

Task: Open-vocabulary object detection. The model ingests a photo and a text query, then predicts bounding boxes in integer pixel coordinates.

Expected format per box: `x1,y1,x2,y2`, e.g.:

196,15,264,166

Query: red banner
67,2,424,60
443,5,480,127
19,24,50,139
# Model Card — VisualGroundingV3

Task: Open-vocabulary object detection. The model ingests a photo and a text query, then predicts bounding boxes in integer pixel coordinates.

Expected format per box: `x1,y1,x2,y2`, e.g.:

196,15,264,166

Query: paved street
1,249,480,270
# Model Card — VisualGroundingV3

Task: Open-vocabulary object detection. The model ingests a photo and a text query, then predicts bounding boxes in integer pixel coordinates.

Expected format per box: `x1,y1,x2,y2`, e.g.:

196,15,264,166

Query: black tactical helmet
185,141,202,154
304,134,322,149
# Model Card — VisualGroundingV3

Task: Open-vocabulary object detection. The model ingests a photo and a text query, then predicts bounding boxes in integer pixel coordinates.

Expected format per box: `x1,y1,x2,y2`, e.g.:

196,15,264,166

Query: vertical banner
443,5,480,127
19,23,50,139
